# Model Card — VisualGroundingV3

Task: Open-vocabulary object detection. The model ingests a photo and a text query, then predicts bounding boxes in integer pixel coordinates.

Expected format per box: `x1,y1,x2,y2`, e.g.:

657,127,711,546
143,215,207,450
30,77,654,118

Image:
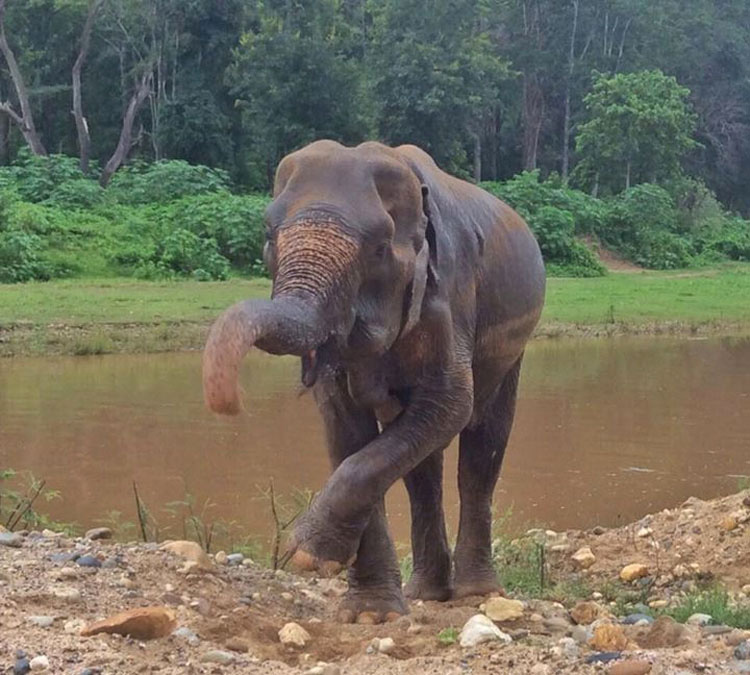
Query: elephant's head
203,140,437,414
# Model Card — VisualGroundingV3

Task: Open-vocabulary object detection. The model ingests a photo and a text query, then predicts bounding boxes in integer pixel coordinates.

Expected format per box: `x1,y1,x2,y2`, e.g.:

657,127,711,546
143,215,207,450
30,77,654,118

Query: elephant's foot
403,571,452,602
336,585,407,624
452,565,503,599
289,506,365,575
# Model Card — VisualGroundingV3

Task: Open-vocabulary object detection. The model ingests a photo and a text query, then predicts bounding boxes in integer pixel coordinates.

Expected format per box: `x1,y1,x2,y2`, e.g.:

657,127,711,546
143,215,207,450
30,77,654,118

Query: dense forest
0,0,749,281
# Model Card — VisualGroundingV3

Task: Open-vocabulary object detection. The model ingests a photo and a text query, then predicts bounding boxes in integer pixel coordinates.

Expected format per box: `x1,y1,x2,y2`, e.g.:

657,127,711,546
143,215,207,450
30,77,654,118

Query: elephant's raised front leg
291,367,473,581
308,372,405,624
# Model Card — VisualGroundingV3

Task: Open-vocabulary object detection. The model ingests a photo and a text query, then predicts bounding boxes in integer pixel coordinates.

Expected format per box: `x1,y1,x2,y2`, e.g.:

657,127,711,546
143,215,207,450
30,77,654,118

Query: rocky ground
3,491,750,674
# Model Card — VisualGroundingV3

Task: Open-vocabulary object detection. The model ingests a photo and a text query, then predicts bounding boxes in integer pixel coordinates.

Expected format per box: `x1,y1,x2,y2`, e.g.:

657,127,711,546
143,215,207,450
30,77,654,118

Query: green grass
542,263,750,328
666,588,750,629
1,264,749,356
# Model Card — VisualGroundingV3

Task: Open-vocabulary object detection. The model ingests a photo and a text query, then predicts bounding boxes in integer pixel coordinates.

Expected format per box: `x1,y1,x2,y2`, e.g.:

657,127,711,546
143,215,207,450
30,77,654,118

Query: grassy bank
1,264,749,357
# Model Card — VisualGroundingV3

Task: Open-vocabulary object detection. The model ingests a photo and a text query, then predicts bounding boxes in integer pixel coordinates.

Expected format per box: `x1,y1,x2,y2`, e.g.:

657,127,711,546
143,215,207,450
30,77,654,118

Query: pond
1,337,749,545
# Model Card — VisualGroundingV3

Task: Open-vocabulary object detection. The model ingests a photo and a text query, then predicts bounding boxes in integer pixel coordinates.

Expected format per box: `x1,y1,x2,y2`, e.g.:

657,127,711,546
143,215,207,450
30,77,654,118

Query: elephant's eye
374,243,388,260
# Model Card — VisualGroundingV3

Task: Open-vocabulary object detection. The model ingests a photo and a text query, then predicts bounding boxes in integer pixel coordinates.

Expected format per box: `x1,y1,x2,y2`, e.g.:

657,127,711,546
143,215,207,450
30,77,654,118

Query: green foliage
437,627,459,646
666,588,750,629
0,469,76,534
0,150,85,202
0,227,49,283
106,161,231,205
575,70,698,194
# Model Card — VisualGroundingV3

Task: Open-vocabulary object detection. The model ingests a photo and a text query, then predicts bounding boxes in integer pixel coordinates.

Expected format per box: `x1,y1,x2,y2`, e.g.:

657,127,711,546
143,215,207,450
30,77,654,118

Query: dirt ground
3,490,750,674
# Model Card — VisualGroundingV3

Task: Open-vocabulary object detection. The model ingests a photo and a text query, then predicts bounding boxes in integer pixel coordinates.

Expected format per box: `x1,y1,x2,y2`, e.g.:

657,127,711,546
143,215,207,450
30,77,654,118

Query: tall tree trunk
72,0,103,174
0,0,46,155
100,71,152,187
625,161,631,190
0,107,8,164
562,0,579,182
469,127,481,182
522,75,544,171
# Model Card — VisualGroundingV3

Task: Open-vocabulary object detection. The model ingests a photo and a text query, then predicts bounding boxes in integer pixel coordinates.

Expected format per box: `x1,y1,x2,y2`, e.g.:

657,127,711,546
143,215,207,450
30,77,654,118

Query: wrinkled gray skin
203,140,545,623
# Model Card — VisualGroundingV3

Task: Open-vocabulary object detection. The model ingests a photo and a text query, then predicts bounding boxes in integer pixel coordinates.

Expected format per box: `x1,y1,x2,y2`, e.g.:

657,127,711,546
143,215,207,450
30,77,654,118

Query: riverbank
1,264,749,357
3,489,750,673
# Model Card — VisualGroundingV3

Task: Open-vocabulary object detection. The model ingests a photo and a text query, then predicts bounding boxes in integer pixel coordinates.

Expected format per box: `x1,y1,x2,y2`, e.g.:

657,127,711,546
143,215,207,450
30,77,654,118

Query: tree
369,0,510,178
574,69,697,193
0,0,47,155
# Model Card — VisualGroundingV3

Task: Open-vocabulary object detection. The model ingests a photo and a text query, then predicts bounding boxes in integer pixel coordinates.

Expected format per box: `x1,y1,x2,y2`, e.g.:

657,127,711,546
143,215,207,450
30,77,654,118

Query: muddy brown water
2,337,749,547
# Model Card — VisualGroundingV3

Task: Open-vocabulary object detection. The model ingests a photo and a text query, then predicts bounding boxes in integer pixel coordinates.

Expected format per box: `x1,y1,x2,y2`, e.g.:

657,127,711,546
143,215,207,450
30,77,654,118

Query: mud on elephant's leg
453,358,521,598
403,449,452,601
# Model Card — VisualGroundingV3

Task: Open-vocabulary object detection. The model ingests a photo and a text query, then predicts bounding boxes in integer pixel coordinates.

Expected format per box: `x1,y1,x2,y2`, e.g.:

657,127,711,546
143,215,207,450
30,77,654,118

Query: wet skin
202,140,546,623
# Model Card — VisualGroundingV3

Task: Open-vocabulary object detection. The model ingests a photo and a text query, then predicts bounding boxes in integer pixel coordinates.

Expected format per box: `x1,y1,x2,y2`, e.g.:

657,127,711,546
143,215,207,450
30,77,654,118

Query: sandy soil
3,490,750,674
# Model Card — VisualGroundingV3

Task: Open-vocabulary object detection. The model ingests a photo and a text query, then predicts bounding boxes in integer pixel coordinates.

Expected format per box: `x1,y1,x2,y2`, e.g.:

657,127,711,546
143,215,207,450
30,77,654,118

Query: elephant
203,140,545,623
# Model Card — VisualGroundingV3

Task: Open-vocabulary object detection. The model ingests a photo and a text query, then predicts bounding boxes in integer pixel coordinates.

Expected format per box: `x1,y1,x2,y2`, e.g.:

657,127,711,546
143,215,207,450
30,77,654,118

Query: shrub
0,149,85,202
0,228,48,282
152,229,230,280
107,160,231,205
45,179,107,209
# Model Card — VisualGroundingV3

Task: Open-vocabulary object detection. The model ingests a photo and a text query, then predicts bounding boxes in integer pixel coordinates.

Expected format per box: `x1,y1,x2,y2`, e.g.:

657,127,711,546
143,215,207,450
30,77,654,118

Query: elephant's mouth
300,336,339,388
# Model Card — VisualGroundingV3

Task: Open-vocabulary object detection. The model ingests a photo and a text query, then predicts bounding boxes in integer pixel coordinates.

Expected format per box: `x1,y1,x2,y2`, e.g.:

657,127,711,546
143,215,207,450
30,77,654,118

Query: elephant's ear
402,185,439,337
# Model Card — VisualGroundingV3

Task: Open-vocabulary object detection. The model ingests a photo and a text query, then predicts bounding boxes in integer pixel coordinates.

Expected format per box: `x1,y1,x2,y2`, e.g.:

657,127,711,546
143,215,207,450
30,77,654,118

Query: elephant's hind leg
403,448,452,601
313,373,406,624
453,356,522,598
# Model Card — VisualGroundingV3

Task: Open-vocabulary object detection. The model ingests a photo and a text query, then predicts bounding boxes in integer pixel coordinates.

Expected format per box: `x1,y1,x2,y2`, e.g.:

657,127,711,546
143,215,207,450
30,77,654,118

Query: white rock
459,614,512,648
29,655,50,671
279,622,310,647
28,616,55,628
200,650,235,665
377,637,396,654
173,626,200,645
687,613,712,626
215,550,228,565
637,527,654,538
64,619,86,634
51,586,81,602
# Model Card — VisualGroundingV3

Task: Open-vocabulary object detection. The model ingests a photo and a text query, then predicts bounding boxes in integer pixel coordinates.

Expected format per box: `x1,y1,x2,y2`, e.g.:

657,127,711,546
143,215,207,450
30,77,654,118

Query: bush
481,174,606,276
0,150,85,202
0,228,48,282
107,160,231,205
151,229,230,281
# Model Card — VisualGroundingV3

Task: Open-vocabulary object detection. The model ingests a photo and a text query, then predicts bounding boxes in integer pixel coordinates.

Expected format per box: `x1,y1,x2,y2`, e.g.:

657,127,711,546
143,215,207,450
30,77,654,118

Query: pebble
572,625,591,644
306,665,341,675
702,624,731,636
172,626,200,646
620,563,649,582
52,586,81,602
0,532,24,548
279,622,310,647
161,540,212,569
214,550,228,565
280,592,294,602
227,553,244,565
76,555,102,568
377,637,396,654
735,640,750,660
482,597,524,622
224,637,250,653
200,650,235,665
29,656,49,671
554,636,580,659
49,552,80,564
14,657,31,674
608,660,652,675
687,613,713,626
570,601,605,625
621,613,654,625
571,546,596,569
57,566,78,580
586,652,623,664
28,615,55,628
728,630,750,646
589,623,628,651
85,527,112,541
637,527,653,538
459,614,512,648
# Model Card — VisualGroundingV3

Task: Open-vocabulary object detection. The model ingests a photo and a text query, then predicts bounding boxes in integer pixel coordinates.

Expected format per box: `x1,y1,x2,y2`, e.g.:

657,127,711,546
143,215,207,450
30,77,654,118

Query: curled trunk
203,297,330,415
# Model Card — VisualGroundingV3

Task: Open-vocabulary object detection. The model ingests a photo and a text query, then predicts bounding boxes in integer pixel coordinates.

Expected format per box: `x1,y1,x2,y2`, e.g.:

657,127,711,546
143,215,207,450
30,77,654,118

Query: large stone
570,601,606,625
28,656,49,671
608,661,652,675
85,527,112,541
279,622,311,648
459,614,512,648
589,623,628,651
161,541,212,569
686,613,712,626
200,650,235,665
620,563,649,582
81,606,177,640
638,615,692,649
571,547,596,569
482,597,525,622
0,532,24,548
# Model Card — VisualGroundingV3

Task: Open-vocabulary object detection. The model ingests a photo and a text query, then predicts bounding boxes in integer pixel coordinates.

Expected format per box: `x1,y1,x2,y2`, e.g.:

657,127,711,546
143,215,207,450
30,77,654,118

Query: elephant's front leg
308,373,406,624
291,369,473,580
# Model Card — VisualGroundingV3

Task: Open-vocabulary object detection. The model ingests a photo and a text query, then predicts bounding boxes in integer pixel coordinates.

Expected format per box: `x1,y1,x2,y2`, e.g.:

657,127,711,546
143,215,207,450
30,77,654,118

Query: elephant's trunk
203,218,358,415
